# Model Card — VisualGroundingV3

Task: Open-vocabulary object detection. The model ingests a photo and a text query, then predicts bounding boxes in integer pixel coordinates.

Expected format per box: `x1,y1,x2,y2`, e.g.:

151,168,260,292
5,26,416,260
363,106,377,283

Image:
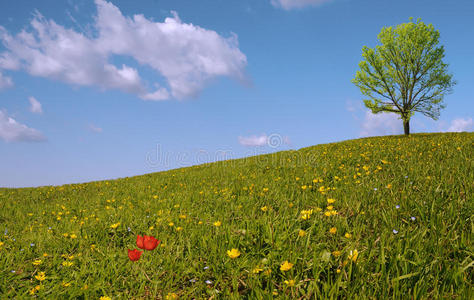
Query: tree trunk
403,120,410,135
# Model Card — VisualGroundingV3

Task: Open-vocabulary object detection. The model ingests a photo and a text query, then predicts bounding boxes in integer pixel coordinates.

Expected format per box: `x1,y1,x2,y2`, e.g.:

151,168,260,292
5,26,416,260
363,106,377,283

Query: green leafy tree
352,18,456,135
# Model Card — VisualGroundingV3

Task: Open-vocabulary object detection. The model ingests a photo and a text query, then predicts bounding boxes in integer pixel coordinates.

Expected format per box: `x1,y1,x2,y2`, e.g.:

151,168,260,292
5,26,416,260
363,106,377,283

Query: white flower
393,229,398,234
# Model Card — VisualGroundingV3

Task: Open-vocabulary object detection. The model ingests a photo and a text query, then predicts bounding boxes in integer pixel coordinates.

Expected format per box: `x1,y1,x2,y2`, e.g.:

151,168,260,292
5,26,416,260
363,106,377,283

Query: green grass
1,132,473,299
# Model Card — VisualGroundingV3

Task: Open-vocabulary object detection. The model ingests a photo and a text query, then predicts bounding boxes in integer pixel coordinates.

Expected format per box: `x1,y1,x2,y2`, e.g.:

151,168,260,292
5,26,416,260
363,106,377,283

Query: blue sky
0,0,472,187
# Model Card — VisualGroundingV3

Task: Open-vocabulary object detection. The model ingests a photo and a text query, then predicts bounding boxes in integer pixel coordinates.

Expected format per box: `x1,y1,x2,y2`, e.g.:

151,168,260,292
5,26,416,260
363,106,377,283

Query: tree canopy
352,18,456,135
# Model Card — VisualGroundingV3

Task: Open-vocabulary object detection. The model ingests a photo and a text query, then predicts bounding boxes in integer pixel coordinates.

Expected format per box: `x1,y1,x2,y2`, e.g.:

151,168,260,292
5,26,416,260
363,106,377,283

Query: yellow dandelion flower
298,229,306,237
329,227,337,234
280,261,293,272
179,215,187,219
284,279,295,287
198,221,203,225
261,206,268,212
176,226,183,232
332,250,341,257
324,211,331,217
99,297,112,300
62,281,71,287
35,272,46,281
336,269,341,273
344,233,352,238
327,198,336,204
110,222,120,229
227,248,241,259
252,267,264,274
32,259,42,266
168,222,174,227
70,234,77,239
43,253,48,257
288,202,294,208
29,285,41,295
331,210,337,216
62,261,74,267
348,249,359,262
213,221,222,227
386,184,392,189
326,205,334,210
165,293,178,300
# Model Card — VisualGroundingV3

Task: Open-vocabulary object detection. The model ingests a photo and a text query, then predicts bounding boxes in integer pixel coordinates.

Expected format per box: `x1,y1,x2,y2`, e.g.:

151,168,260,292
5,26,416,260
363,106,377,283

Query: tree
352,18,456,135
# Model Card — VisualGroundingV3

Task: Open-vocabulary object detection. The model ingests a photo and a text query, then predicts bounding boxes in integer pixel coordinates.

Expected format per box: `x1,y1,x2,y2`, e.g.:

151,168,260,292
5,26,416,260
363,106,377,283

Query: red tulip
136,234,145,249
143,235,160,250
128,249,142,261
136,234,160,250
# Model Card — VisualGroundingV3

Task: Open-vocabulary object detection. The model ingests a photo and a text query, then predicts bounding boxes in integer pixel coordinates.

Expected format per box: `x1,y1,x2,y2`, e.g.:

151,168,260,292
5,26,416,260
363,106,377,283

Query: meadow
0,132,472,299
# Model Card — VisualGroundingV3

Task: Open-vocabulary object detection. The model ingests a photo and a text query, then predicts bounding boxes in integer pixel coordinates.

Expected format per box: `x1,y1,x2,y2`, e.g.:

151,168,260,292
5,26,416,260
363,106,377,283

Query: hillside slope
0,132,473,298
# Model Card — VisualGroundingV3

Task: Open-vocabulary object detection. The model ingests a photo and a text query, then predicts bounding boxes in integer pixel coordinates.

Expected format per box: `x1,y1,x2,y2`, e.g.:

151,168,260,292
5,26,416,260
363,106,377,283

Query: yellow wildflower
168,222,174,227
327,198,336,204
298,229,306,237
165,293,179,300
32,259,42,266
176,227,183,232
329,227,337,234
35,272,46,281
284,279,295,287
29,285,41,295
62,261,74,267
348,249,359,262
332,250,341,257
62,281,71,287
227,248,241,259
110,222,120,229
344,233,352,238
252,267,263,274
261,206,268,212
70,234,77,239
326,205,334,210
213,221,222,227
100,297,112,300
324,211,331,217
280,261,293,272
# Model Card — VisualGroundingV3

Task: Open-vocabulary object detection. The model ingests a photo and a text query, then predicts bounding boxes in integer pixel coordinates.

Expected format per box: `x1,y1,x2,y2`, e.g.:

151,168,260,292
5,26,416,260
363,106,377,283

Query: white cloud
446,118,473,132
238,133,290,147
271,0,332,10
88,123,103,133
239,134,268,147
28,96,43,114
0,110,46,142
0,71,13,89
360,111,403,137
0,0,247,100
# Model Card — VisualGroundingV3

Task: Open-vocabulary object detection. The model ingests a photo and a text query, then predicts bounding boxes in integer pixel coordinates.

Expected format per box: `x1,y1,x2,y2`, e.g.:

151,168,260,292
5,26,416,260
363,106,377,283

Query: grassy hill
0,132,472,299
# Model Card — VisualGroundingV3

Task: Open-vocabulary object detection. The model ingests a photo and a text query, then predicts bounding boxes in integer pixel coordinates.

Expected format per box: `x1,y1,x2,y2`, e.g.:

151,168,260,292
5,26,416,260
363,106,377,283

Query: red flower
136,234,160,251
136,234,145,249
128,249,142,261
